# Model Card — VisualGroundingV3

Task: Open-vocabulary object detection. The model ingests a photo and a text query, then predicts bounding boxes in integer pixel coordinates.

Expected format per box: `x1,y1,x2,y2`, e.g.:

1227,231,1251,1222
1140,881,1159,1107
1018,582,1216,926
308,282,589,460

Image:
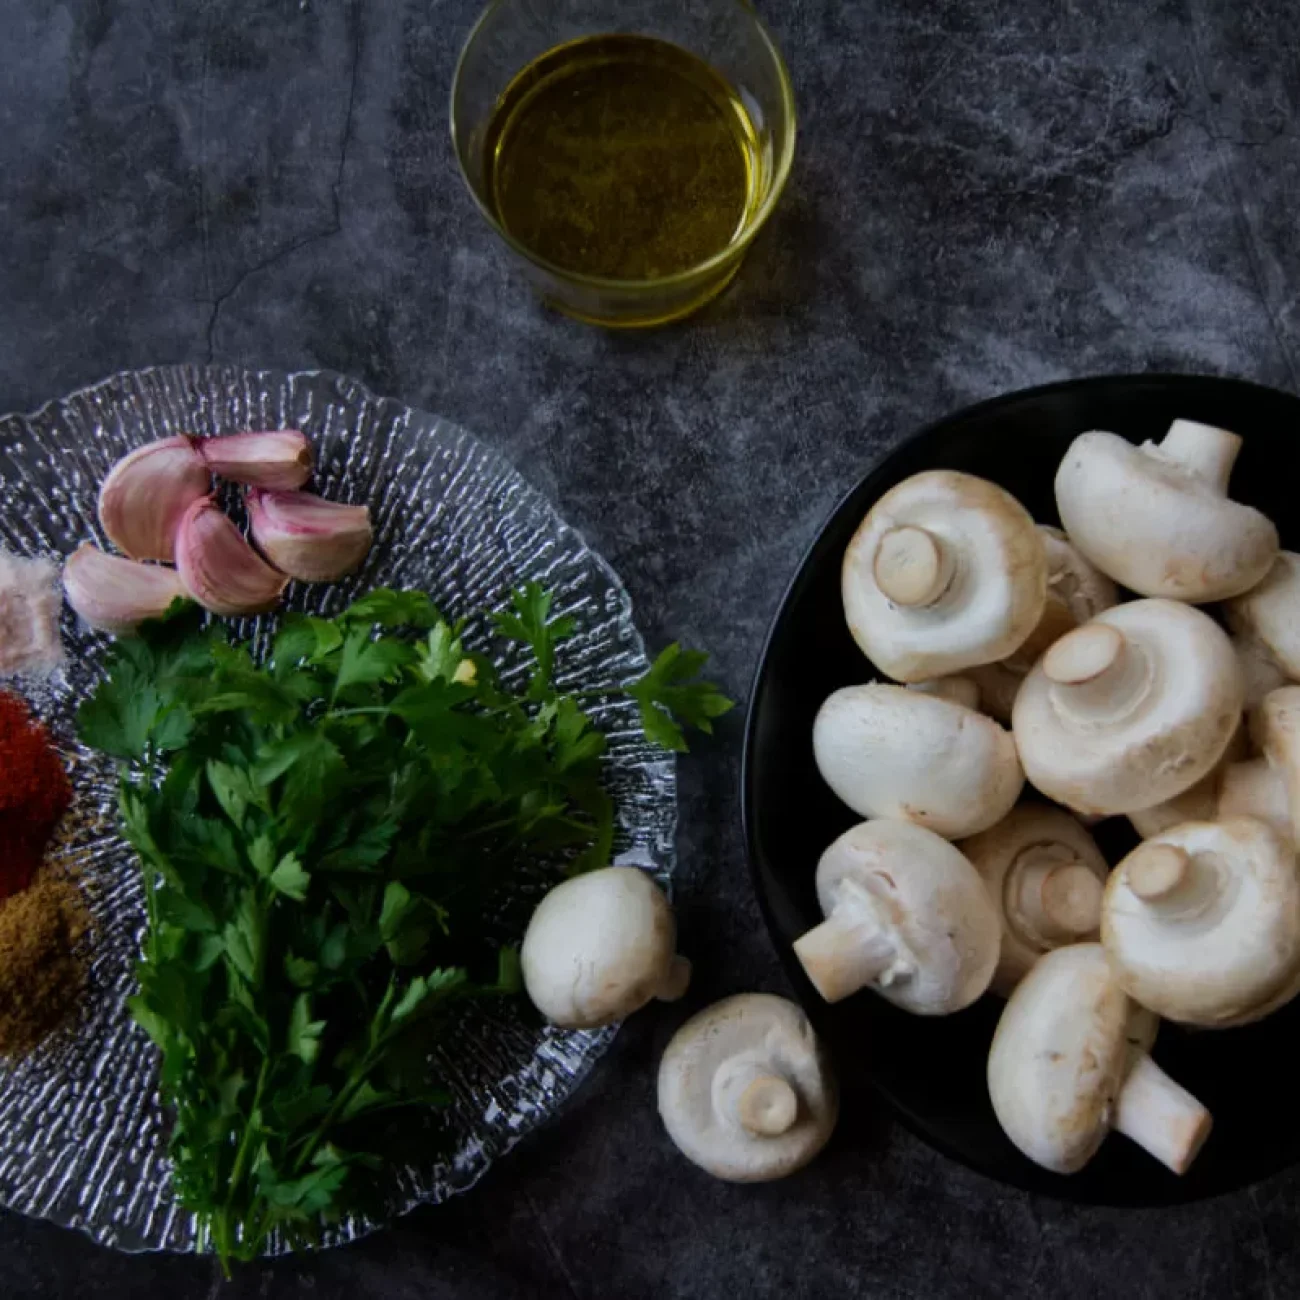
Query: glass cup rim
448,0,798,293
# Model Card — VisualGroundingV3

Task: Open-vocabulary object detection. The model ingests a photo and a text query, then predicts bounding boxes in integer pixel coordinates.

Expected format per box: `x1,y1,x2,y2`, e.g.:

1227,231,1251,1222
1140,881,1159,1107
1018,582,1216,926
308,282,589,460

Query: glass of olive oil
451,0,795,328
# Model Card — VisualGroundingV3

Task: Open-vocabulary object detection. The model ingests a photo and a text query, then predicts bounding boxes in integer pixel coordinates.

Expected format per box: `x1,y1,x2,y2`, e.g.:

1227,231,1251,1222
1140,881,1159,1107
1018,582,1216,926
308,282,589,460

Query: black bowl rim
739,370,1300,1207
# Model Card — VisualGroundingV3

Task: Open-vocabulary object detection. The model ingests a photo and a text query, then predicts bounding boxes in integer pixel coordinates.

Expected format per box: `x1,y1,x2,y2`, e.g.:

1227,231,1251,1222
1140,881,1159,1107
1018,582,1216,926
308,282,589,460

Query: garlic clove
175,498,288,616
197,430,313,489
97,437,211,562
62,543,189,633
246,488,373,582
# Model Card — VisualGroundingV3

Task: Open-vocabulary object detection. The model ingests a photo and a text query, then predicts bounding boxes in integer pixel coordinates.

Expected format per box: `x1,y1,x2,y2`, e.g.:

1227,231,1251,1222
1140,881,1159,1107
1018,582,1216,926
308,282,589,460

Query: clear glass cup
450,0,796,328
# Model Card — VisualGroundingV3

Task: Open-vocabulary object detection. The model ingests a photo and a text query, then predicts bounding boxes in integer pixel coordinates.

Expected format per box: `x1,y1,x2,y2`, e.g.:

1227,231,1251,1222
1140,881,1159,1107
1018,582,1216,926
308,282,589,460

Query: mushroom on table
988,944,1212,1175
960,805,1108,995
841,470,1048,682
1102,818,1300,1027
657,994,837,1182
813,683,1023,839
793,819,1000,1013
1012,599,1243,817
520,867,690,1029
1054,419,1278,602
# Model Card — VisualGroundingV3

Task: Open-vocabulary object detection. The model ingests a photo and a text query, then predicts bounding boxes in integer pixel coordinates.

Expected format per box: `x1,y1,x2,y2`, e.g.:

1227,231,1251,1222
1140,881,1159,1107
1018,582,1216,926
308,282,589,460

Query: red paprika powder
0,690,71,901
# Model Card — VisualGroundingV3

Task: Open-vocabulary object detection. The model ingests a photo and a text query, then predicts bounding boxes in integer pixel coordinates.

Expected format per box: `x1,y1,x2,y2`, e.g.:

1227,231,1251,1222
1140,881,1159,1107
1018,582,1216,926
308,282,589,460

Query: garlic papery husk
197,430,313,489
175,498,288,616
247,488,373,581
97,436,211,562
62,543,189,633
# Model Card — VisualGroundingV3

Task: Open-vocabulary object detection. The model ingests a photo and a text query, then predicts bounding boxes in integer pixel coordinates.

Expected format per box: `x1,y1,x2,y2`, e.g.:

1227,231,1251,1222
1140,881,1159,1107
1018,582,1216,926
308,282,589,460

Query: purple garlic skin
63,543,189,633
197,430,312,490
247,488,373,582
174,497,288,616
97,437,211,562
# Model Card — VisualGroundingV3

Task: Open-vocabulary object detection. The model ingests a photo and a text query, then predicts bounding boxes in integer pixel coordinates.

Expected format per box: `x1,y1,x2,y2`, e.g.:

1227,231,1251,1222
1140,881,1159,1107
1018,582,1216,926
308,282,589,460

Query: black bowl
742,373,1300,1205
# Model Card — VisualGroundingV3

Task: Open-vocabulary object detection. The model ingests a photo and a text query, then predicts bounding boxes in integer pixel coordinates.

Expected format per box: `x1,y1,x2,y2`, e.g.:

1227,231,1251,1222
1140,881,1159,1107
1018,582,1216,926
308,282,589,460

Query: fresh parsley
77,585,730,1270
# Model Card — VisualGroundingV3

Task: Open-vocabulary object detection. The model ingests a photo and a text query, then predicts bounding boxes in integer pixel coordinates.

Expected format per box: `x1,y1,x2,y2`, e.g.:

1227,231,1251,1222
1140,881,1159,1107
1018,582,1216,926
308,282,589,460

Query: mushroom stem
794,882,913,1004
1010,850,1104,945
1113,1053,1214,1175
656,954,692,1003
712,1054,802,1136
872,525,954,608
1158,419,1241,494
1124,842,1222,918
1043,624,1152,725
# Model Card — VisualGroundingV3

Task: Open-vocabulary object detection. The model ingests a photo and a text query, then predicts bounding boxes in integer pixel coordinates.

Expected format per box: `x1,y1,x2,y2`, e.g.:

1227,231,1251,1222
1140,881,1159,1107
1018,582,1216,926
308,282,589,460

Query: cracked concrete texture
3,0,1300,1296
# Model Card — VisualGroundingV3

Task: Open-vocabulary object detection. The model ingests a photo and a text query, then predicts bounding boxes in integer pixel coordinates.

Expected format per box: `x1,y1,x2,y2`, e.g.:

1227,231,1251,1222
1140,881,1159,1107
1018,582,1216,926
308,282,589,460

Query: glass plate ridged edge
0,365,677,1255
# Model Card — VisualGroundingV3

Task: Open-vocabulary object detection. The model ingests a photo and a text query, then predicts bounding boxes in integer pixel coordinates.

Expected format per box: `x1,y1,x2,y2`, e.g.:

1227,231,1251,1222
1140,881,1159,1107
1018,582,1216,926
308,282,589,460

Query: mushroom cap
1129,721,1249,839
657,994,838,1183
1012,599,1243,816
907,675,981,710
960,805,1109,995
841,471,1048,682
1225,552,1300,680
987,943,1157,1174
1233,632,1290,711
521,867,682,1029
1254,687,1300,845
1039,526,1119,627
813,684,1024,838
1054,423,1278,602
1218,757,1292,846
801,820,1000,1014
1102,818,1300,1026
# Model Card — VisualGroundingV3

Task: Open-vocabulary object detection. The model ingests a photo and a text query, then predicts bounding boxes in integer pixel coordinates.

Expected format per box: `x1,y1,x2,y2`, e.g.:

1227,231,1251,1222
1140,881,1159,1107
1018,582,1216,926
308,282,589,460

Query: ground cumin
0,874,88,1057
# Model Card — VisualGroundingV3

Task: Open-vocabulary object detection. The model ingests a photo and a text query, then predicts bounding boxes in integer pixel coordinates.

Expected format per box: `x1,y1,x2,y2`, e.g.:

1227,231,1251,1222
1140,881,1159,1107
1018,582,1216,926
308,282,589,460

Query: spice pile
0,876,88,1056
0,689,84,1057
0,690,72,900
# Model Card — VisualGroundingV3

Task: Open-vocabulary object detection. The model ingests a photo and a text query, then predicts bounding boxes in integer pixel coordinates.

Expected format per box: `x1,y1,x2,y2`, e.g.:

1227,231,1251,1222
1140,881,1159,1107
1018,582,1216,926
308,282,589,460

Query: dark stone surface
3,0,1300,1294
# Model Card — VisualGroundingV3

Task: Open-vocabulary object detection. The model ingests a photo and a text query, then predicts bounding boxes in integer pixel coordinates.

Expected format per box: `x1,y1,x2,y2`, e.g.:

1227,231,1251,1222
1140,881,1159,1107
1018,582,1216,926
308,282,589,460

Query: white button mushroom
520,867,690,1029
960,805,1109,995
841,471,1048,682
793,820,1000,1013
1101,818,1300,1027
1054,419,1278,602
1218,686,1300,850
813,683,1023,839
988,944,1212,1175
968,526,1118,723
1225,551,1300,693
657,994,838,1182
1011,599,1243,817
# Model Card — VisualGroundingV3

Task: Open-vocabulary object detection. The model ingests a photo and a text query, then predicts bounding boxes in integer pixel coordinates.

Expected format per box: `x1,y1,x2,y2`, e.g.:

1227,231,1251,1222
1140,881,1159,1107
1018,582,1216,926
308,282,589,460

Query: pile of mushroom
807,414,1300,1178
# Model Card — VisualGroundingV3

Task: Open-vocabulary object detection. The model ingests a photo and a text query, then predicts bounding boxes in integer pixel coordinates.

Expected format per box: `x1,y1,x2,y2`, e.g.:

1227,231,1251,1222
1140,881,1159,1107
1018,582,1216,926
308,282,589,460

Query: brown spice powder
0,874,89,1057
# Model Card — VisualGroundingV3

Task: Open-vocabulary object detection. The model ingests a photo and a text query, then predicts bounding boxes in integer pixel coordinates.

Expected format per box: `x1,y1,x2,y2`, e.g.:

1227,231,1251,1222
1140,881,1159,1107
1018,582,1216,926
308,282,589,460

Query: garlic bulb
97,437,211,562
197,431,312,489
247,489,373,582
174,498,288,616
62,543,188,633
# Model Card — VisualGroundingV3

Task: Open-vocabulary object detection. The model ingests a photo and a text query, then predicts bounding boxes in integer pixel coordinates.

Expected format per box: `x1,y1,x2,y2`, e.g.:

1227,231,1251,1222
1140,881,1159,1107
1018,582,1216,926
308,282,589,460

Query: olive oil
482,34,763,281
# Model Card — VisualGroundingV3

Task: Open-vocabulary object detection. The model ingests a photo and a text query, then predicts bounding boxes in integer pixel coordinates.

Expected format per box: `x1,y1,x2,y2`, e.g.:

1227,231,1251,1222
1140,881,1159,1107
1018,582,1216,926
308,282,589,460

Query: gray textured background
3,0,1299,1295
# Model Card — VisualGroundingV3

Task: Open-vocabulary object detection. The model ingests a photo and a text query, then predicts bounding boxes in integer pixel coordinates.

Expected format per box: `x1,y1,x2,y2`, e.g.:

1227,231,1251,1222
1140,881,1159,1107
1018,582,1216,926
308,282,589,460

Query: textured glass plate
0,366,676,1254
